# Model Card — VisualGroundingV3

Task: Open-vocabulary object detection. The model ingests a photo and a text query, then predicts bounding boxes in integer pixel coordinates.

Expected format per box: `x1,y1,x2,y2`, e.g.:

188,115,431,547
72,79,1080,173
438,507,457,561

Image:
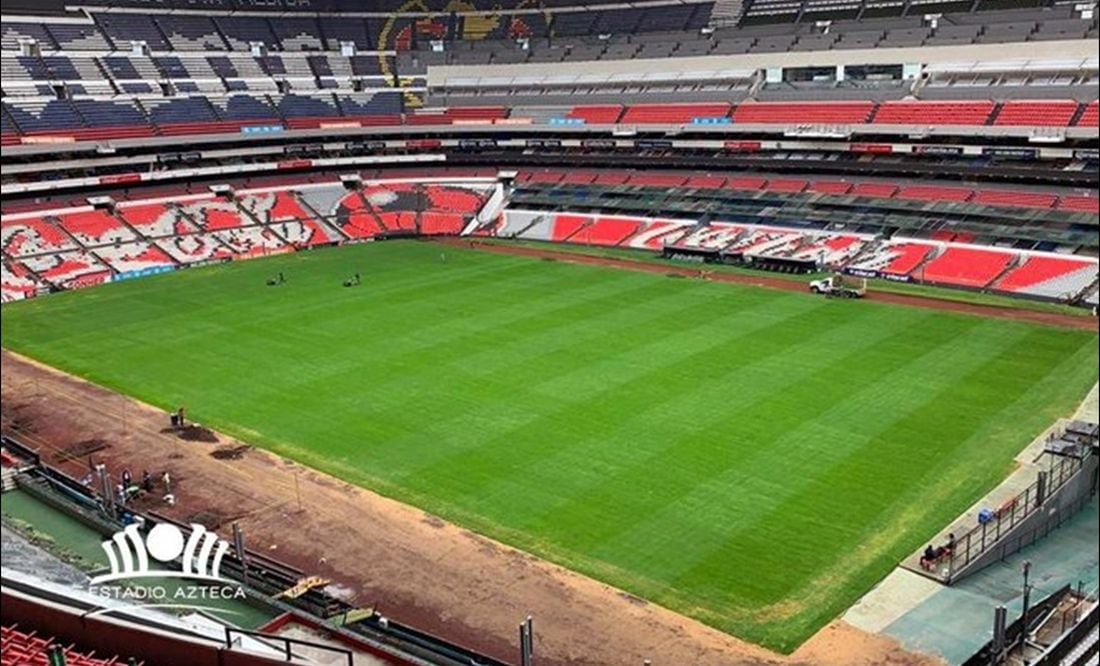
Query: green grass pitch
3,241,1097,651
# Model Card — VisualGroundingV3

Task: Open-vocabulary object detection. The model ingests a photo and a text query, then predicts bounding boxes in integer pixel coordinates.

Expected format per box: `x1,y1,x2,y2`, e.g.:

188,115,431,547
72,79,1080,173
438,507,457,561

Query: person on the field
943,533,957,556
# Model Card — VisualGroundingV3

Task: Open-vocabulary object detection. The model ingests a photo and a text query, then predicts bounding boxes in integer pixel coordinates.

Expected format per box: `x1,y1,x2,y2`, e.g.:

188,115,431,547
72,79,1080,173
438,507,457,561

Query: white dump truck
809,274,867,298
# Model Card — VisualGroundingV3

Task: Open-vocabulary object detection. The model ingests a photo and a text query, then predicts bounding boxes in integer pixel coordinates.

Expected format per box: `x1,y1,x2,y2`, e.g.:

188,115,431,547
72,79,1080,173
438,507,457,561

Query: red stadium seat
873,101,995,126
732,101,875,124
994,101,1079,127
919,247,1014,288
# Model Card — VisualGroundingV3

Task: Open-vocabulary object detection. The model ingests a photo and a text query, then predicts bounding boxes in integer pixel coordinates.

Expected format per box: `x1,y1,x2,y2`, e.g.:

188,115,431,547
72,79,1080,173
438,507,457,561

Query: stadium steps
42,214,86,253
2,104,26,135
131,98,157,135
1069,103,1090,127
354,190,390,232
1076,277,1100,305
986,102,1004,126
709,0,746,26
413,184,425,233
296,192,354,242
986,252,1025,289
91,57,120,95
265,93,289,125
560,218,596,244
906,243,943,279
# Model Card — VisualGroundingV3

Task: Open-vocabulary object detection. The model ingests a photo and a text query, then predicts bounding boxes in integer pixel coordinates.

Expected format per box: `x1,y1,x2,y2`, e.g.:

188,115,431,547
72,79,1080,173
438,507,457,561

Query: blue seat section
207,57,240,78
1,23,57,51
154,56,189,79
145,98,219,125
40,57,82,80
214,16,278,50
94,13,170,51
318,18,375,49
337,92,403,116
209,95,280,121
72,99,148,127
271,17,324,51
4,100,85,132
276,94,339,118
120,82,156,94
350,56,386,76
308,56,333,77
257,56,286,76
155,15,227,50
45,23,112,50
16,56,50,80
101,57,144,80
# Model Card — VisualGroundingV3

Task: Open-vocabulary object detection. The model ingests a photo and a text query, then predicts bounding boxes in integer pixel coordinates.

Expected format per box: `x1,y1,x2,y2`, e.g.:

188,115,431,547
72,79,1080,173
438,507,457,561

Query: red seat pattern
117,203,199,238
2,217,78,257
335,192,385,239
684,176,727,189
550,214,590,241
527,171,565,184
567,105,624,124
621,103,731,124
2,260,45,303
994,101,1079,127
156,233,235,263
877,243,936,275
765,179,807,194
425,186,488,214
406,107,508,125
591,172,630,185
628,174,689,188
920,247,1013,288
626,220,695,249
568,217,642,247
972,190,1058,210
1076,101,1098,127
996,256,1096,292
851,182,899,198
732,102,874,124
55,210,137,246
419,212,467,235
809,181,854,195
873,101,995,126
727,176,768,190
183,200,253,231
95,242,175,273
1058,196,1100,214
561,172,598,185
896,186,973,203
1,624,138,666
19,250,110,289
266,192,314,222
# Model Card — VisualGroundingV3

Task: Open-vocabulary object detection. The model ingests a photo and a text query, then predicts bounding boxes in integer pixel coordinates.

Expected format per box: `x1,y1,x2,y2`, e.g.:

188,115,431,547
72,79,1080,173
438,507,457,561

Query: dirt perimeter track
439,239,1098,331
0,350,938,666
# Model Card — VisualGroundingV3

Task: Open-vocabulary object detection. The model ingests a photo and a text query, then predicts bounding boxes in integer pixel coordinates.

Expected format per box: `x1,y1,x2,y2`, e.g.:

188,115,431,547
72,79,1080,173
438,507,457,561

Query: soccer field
3,241,1097,651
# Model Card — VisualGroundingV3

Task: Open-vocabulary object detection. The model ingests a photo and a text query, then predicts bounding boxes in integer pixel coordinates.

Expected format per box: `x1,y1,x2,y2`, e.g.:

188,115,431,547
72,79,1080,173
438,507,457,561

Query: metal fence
947,454,1089,582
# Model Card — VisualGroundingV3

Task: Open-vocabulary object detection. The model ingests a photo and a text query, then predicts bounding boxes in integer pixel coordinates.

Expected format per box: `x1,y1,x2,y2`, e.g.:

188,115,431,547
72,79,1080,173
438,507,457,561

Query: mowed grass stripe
486,307,943,547
2,241,1095,653
650,325,1055,629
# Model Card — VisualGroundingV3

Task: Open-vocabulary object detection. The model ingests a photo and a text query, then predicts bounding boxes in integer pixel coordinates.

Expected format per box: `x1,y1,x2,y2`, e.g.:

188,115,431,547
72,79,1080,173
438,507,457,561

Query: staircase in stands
708,0,746,26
